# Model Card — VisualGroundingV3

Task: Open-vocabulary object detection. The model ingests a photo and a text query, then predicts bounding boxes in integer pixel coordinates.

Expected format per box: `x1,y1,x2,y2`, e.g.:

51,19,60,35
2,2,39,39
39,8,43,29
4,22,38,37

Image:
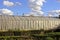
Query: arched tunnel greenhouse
0,15,60,40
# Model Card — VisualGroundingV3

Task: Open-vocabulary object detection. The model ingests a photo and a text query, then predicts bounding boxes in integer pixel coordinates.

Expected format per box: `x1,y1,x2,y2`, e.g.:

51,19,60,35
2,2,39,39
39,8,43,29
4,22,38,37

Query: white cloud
30,5,42,10
48,10,60,15
35,0,45,6
47,10,60,17
48,14,53,17
3,0,22,7
16,2,22,6
51,10,60,13
0,8,13,15
3,1,14,6
25,11,44,16
29,0,35,2
28,0,46,16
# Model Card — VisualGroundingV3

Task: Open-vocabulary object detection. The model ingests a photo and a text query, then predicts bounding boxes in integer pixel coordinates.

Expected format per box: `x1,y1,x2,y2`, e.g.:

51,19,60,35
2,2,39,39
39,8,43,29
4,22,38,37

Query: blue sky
43,0,60,11
42,0,60,15
0,0,60,16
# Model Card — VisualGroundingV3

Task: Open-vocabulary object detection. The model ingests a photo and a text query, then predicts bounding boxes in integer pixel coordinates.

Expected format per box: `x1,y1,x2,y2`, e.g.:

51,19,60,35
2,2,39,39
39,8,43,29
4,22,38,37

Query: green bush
45,37,54,40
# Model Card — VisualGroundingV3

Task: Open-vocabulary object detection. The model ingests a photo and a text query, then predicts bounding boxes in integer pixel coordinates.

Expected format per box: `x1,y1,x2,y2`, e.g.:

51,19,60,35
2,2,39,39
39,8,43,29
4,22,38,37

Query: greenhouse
0,15,60,40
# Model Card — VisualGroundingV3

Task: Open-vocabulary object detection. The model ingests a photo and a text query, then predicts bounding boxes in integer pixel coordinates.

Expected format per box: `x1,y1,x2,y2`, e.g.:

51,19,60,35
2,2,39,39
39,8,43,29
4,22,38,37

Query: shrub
45,37,54,40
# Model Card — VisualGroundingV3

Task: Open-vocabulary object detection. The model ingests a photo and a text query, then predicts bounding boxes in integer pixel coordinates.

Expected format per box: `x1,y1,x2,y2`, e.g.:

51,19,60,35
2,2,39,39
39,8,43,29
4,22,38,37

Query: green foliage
47,32,60,36
45,37,54,40
55,32,60,35
32,34,48,37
